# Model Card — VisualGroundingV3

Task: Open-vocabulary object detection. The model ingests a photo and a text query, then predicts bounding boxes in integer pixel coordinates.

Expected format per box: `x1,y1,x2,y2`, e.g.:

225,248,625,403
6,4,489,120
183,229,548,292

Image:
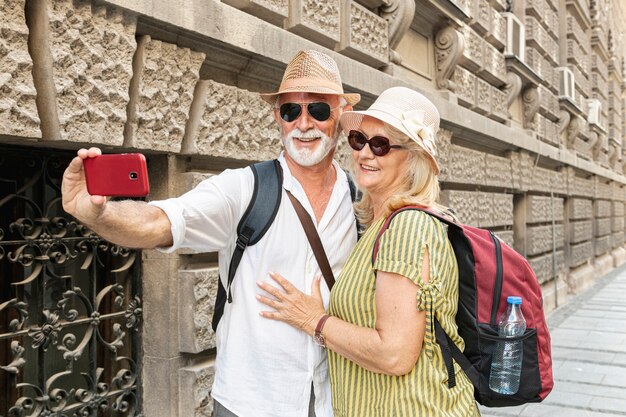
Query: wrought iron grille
0,147,143,417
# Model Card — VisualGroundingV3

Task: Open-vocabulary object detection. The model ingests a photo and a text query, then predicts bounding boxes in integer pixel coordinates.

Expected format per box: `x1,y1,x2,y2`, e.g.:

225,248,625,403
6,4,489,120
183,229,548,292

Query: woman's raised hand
256,272,326,336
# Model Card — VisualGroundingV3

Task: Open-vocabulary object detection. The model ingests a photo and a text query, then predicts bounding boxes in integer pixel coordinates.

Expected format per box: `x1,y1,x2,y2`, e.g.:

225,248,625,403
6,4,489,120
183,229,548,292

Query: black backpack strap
435,319,480,389
211,160,283,331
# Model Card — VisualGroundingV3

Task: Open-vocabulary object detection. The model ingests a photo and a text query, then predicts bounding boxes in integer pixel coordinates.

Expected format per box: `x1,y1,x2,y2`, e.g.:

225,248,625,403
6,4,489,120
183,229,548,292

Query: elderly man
61,50,360,417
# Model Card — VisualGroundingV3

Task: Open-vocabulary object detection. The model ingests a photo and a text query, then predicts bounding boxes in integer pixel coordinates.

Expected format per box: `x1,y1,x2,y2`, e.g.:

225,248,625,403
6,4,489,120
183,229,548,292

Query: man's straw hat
340,87,441,174
260,50,361,106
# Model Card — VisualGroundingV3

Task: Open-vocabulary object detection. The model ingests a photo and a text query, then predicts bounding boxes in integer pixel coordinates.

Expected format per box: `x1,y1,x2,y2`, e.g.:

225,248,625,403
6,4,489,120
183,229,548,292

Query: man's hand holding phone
62,148,150,225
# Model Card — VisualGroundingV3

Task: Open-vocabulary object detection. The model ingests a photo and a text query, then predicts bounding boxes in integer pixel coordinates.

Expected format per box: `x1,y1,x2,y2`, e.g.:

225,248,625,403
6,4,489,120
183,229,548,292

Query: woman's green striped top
328,210,480,417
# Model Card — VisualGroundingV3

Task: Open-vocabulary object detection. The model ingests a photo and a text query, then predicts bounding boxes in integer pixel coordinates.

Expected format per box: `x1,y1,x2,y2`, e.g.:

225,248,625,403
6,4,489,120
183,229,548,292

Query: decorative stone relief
529,251,565,284
594,200,612,217
447,144,486,185
185,80,281,161
436,128,453,180
453,66,476,108
478,192,514,227
0,0,39,138
595,235,611,255
475,76,491,114
503,73,522,117
595,218,612,237
570,241,593,267
522,86,540,129
47,0,137,143
440,190,479,225
570,198,593,220
526,195,564,223
527,224,565,255
570,220,593,243
485,154,512,188
125,36,205,152
490,86,509,122
179,362,215,417
339,2,388,66
482,41,507,86
490,10,506,49
460,25,483,72
471,0,491,35
379,0,415,64
178,268,219,353
286,0,340,47
435,26,464,91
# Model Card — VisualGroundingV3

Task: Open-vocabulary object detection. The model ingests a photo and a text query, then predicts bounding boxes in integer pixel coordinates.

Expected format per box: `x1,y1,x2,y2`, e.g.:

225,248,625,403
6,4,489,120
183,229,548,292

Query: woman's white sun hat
339,86,441,174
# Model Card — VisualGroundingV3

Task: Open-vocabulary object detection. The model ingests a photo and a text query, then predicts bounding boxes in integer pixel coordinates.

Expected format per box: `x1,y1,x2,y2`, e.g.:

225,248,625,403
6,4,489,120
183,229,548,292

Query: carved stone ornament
567,115,583,148
380,0,416,64
522,86,540,129
503,72,522,117
435,26,464,91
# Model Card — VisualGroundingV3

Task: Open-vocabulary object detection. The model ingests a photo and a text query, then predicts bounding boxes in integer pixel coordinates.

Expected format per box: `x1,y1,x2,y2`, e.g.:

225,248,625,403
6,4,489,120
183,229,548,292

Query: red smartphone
83,153,150,197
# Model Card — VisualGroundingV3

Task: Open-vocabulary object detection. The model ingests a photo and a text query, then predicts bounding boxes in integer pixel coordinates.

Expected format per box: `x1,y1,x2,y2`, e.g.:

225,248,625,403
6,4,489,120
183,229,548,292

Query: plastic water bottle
489,296,527,395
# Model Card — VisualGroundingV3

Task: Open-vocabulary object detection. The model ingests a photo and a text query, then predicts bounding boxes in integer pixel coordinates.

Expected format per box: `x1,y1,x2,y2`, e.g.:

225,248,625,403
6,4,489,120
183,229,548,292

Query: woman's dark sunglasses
348,130,404,157
279,102,337,123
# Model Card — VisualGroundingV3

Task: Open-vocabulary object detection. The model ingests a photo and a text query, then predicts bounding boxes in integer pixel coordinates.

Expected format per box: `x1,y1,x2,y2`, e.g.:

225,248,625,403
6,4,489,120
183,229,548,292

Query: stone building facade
1,0,625,416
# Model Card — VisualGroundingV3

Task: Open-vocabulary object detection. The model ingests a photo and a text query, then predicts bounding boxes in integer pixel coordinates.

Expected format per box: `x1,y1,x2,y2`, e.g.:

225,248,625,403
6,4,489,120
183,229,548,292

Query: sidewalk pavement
480,264,626,417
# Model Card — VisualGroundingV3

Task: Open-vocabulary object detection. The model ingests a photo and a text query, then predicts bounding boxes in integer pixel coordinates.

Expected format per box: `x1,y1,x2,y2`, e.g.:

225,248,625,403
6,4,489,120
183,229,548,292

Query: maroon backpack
373,206,553,407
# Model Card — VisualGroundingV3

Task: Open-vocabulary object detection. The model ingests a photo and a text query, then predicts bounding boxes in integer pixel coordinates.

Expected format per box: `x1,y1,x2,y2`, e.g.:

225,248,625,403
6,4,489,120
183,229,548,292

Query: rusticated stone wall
0,0,39,138
1,0,626,416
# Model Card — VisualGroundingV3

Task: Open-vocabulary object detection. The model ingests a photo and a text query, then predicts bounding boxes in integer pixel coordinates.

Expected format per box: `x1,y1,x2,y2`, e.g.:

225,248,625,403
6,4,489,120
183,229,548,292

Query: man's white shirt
149,153,357,417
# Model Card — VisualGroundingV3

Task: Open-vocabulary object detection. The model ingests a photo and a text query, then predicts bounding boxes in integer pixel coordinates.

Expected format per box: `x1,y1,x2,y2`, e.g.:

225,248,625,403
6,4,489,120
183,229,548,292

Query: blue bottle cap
507,296,522,304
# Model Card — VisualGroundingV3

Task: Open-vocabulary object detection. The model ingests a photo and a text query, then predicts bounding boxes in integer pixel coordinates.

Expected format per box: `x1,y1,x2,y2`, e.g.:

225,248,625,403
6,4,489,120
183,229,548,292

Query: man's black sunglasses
348,130,404,157
279,102,338,123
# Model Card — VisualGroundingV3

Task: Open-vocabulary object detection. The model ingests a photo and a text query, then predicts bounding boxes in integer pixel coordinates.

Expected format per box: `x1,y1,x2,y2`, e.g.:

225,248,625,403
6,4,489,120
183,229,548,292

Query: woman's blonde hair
352,123,450,226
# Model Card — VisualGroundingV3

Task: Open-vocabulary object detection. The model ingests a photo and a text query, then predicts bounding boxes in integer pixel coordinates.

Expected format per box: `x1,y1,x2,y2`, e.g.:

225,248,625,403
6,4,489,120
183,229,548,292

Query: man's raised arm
62,147,173,249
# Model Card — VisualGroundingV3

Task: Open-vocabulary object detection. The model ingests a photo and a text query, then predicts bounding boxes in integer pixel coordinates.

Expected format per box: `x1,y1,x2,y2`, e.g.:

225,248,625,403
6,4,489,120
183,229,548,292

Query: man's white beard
282,128,337,167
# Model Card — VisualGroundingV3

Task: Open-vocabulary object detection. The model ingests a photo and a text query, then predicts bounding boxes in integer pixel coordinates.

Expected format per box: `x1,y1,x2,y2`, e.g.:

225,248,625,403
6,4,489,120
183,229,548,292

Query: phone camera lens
129,172,138,180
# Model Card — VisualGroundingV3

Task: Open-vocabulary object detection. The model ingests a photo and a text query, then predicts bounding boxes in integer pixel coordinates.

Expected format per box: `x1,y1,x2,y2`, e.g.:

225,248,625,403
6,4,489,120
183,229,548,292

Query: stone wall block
48,0,137,143
453,66,477,108
189,80,281,161
612,217,624,233
510,151,534,192
571,175,594,198
595,218,612,237
612,232,625,248
125,37,205,152
460,25,483,72
528,251,565,284
594,200,612,217
221,0,288,26
570,198,593,220
178,268,219,353
478,192,513,227
0,0,40,138
447,144,485,185
526,195,564,223
570,241,593,267
595,236,611,256
485,154,512,188
440,190,479,225
177,172,214,197
179,361,216,417
435,128,453,181
475,76,491,115
569,220,592,243
527,224,565,255
495,230,514,247
286,0,340,48
337,2,388,67
490,86,508,122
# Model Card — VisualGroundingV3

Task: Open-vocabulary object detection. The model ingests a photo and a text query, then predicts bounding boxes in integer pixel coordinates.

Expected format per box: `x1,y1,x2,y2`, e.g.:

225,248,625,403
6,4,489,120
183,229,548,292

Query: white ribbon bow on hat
400,109,437,156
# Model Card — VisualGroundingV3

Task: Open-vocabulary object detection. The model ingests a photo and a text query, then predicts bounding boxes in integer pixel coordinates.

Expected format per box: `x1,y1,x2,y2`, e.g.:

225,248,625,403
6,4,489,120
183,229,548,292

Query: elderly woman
256,87,479,416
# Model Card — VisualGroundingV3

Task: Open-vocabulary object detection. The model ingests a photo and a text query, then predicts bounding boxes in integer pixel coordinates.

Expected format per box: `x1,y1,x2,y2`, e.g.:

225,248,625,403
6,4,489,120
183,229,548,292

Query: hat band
279,77,344,94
